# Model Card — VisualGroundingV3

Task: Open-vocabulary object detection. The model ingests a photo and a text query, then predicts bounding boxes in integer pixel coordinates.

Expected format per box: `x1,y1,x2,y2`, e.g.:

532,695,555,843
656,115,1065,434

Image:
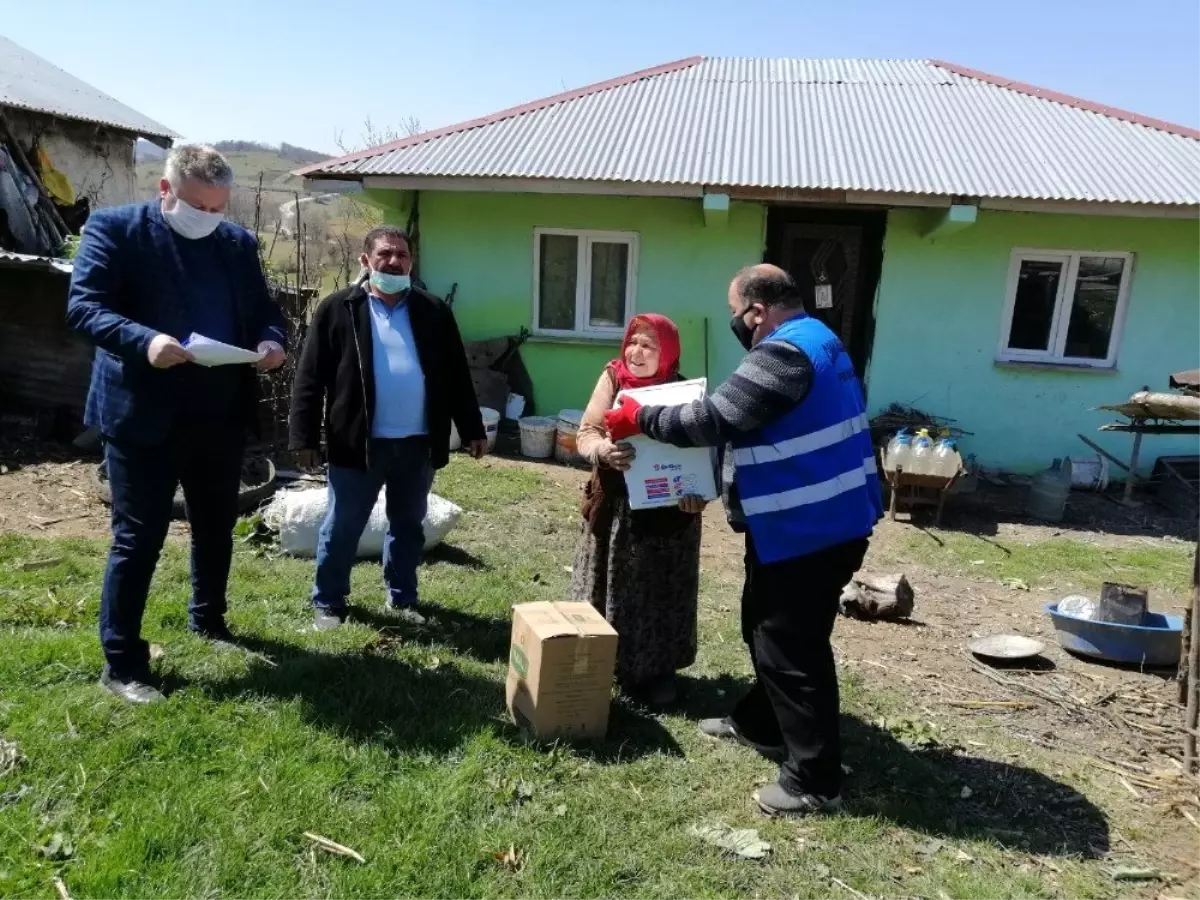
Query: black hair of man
363,225,411,255
733,264,805,310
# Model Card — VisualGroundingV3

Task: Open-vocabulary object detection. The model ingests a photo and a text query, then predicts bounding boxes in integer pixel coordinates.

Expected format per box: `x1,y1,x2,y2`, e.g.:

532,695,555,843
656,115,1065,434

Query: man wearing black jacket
290,227,486,630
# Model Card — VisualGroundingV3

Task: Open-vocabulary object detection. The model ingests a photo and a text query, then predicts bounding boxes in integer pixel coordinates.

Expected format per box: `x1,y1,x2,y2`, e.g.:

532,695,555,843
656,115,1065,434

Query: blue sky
4,0,1197,152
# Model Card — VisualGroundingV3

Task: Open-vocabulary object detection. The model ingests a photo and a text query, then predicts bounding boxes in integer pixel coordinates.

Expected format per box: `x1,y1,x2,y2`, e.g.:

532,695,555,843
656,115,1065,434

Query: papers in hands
182,333,267,367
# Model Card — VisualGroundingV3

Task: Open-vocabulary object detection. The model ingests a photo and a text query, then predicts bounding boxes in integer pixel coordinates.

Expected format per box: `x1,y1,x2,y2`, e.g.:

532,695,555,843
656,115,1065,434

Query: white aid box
616,378,719,511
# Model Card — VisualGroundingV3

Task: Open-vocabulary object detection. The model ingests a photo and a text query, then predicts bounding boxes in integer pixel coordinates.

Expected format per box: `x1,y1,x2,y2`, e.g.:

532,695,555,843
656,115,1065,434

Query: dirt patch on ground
0,444,109,538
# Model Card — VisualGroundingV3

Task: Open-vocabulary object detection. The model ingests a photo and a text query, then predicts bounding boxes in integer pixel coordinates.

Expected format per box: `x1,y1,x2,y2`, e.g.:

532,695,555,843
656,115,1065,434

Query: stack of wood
0,108,72,256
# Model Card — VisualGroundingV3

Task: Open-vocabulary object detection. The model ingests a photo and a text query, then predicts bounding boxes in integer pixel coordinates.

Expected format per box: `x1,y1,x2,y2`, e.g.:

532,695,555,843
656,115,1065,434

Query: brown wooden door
778,223,864,353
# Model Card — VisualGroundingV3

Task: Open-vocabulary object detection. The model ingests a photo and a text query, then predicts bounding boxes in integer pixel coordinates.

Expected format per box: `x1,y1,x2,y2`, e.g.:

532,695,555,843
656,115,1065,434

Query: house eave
305,173,1200,219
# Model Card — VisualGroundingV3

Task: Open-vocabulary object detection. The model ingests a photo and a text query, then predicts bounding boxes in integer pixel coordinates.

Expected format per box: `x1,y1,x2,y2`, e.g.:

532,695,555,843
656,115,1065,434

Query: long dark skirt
570,495,701,686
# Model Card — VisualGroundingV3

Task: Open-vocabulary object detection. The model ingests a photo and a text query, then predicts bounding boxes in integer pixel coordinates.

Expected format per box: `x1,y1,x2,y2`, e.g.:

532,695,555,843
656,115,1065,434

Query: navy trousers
99,423,244,678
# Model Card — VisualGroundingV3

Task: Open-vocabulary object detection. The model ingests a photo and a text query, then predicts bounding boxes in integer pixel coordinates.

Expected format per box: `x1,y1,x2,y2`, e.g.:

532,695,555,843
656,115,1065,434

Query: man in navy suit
67,144,287,705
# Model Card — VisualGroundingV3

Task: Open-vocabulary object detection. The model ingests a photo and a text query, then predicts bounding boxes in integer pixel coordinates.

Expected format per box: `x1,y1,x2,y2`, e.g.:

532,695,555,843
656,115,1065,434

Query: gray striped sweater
636,339,814,527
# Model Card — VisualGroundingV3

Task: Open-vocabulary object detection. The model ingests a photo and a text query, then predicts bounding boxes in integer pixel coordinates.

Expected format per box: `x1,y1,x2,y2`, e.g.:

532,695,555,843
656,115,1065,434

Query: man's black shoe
100,665,165,705
189,621,239,651
313,608,347,632
698,716,785,762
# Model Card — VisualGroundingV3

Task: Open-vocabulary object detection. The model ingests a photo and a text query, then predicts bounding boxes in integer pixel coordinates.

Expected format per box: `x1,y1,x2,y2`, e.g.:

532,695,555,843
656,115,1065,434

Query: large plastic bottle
885,430,913,473
1026,458,1074,522
933,436,960,479
910,429,934,476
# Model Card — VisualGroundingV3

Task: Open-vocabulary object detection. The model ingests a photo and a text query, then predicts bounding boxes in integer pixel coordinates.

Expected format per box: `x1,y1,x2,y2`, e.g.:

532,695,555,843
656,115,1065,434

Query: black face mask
730,308,756,351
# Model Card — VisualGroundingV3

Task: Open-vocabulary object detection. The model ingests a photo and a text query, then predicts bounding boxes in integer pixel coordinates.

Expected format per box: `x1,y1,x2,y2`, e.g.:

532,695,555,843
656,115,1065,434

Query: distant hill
211,140,331,165
134,139,166,164
135,139,334,192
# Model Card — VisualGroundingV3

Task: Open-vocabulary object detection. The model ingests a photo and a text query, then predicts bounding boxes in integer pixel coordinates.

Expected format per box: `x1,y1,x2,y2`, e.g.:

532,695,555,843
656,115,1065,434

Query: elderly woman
571,314,705,707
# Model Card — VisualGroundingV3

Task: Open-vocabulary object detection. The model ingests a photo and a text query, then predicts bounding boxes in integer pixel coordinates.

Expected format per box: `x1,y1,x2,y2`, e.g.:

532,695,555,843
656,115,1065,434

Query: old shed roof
0,35,176,141
299,57,1200,208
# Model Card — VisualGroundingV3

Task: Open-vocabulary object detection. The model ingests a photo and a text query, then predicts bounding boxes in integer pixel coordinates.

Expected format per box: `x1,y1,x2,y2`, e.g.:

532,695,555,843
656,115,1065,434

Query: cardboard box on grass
506,601,618,740
616,377,719,511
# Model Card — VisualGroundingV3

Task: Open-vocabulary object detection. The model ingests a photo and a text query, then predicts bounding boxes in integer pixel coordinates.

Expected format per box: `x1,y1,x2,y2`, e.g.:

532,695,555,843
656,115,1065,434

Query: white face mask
162,194,223,239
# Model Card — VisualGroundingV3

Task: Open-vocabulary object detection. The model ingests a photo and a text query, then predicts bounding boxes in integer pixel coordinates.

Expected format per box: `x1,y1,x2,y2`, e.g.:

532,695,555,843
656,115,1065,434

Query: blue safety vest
731,316,882,564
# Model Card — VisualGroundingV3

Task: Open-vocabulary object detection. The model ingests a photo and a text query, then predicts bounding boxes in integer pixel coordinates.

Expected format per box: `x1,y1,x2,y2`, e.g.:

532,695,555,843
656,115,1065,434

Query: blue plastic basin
1044,602,1183,667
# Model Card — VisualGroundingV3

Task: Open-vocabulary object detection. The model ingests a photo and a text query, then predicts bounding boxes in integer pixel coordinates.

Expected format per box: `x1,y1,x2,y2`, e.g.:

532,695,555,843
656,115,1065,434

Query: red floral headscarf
609,314,682,390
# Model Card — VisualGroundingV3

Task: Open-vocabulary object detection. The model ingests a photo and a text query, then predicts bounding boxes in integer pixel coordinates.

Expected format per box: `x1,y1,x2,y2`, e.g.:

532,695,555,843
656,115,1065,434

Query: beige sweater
576,371,618,466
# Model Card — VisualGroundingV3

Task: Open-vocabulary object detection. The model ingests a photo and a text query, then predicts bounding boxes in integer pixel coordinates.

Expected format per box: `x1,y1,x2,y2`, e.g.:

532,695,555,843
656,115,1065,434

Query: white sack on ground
264,488,463,558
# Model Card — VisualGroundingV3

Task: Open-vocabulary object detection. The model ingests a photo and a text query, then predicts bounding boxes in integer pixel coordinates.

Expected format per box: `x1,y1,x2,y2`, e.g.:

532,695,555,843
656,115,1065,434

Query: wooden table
883,459,960,526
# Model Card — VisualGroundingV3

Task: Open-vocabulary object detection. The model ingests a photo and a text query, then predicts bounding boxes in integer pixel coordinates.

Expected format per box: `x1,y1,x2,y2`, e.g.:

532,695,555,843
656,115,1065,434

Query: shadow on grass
201,634,679,762
350,604,512,665
907,482,1197,542
679,674,1110,859
423,543,490,571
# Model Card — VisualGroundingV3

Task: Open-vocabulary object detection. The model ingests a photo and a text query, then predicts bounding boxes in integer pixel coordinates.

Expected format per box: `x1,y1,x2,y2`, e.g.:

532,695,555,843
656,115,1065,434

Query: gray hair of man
163,144,235,189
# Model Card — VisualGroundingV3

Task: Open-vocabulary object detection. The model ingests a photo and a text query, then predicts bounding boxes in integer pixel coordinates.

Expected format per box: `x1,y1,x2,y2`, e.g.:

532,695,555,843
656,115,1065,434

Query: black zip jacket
289,283,485,470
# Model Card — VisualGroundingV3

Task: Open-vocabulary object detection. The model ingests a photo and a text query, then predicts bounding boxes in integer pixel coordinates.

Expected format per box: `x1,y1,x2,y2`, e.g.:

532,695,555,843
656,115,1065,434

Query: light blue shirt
368,293,428,438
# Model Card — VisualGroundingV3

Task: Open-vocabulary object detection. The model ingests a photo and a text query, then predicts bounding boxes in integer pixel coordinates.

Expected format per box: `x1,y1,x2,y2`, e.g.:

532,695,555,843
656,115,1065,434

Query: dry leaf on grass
688,823,772,860
302,832,365,864
0,738,23,775
492,844,524,872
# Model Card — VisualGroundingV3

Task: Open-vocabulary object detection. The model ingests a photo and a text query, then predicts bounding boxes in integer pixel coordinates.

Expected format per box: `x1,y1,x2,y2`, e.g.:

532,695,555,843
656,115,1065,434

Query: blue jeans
100,423,244,678
312,437,433,612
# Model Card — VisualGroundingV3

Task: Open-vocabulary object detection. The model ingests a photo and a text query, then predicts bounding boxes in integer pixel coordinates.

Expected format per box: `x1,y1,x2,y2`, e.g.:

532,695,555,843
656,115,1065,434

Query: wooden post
1182,603,1193,706
1185,551,1199,775
1122,430,1144,504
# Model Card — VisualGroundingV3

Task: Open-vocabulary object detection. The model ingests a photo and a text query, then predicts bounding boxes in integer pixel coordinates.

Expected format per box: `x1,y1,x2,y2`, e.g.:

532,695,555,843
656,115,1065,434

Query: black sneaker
383,602,427,626
313,608,347,632
100,665,165,705
189,621,239,651
698,717,785,762
756,781,842,818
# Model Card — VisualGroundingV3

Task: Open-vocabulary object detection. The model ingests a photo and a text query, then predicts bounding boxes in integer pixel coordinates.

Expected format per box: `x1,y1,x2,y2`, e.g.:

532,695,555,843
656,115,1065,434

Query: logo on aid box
652,463,683,472
673,474,699,496
645,477,670,500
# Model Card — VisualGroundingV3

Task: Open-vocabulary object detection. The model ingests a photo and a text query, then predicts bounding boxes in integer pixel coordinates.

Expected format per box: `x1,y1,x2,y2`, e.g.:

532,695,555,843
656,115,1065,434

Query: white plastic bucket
481,407,501,452
505,393,526,420
1068,454,1110,491
518,416,557,459
554,409,585,466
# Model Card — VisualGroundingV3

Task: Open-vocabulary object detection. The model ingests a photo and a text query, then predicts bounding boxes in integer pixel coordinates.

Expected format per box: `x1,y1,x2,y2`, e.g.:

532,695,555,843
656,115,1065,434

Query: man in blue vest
604,263,882,816
67,144,287,705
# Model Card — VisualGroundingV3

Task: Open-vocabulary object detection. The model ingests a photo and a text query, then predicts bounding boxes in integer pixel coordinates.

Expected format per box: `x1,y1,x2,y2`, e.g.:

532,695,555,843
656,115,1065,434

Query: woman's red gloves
604,395,644,441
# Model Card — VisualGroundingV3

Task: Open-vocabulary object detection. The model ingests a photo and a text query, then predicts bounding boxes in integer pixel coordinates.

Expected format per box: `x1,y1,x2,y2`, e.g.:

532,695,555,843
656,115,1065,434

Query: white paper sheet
616,378,719,510
183,333,266,368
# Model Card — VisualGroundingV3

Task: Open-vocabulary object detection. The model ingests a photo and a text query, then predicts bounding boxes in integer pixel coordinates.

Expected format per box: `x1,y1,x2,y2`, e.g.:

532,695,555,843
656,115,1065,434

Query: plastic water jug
933,436,961,479
884,430,912,473
910,429,934,476
1026,458,1074,522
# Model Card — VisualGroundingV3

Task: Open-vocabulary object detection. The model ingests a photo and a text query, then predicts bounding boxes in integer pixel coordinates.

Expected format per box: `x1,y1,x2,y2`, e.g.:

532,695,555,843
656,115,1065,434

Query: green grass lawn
0,460,1179,898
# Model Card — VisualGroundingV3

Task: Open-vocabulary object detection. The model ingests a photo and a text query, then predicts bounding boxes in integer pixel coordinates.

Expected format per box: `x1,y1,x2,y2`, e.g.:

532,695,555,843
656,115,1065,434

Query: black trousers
729,533,869,798
99,422,245,678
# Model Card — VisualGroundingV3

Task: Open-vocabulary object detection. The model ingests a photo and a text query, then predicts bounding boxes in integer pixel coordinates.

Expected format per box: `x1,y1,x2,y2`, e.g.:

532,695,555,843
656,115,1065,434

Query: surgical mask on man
730,308,756,351
162,194,223,240
369,269,411,295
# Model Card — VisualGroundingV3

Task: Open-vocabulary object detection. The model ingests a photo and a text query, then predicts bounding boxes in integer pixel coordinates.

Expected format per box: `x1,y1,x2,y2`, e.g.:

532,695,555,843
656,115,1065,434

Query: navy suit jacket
66,201,286,444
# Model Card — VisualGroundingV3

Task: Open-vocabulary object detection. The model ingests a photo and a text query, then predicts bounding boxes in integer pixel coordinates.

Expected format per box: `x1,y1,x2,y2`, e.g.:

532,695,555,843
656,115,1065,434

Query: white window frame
532,227,639,338
996,248,1135,368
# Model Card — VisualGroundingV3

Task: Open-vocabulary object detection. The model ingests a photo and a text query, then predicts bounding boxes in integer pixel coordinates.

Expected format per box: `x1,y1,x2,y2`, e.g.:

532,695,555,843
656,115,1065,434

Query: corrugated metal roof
301,57,1200,206
0,36,175,140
